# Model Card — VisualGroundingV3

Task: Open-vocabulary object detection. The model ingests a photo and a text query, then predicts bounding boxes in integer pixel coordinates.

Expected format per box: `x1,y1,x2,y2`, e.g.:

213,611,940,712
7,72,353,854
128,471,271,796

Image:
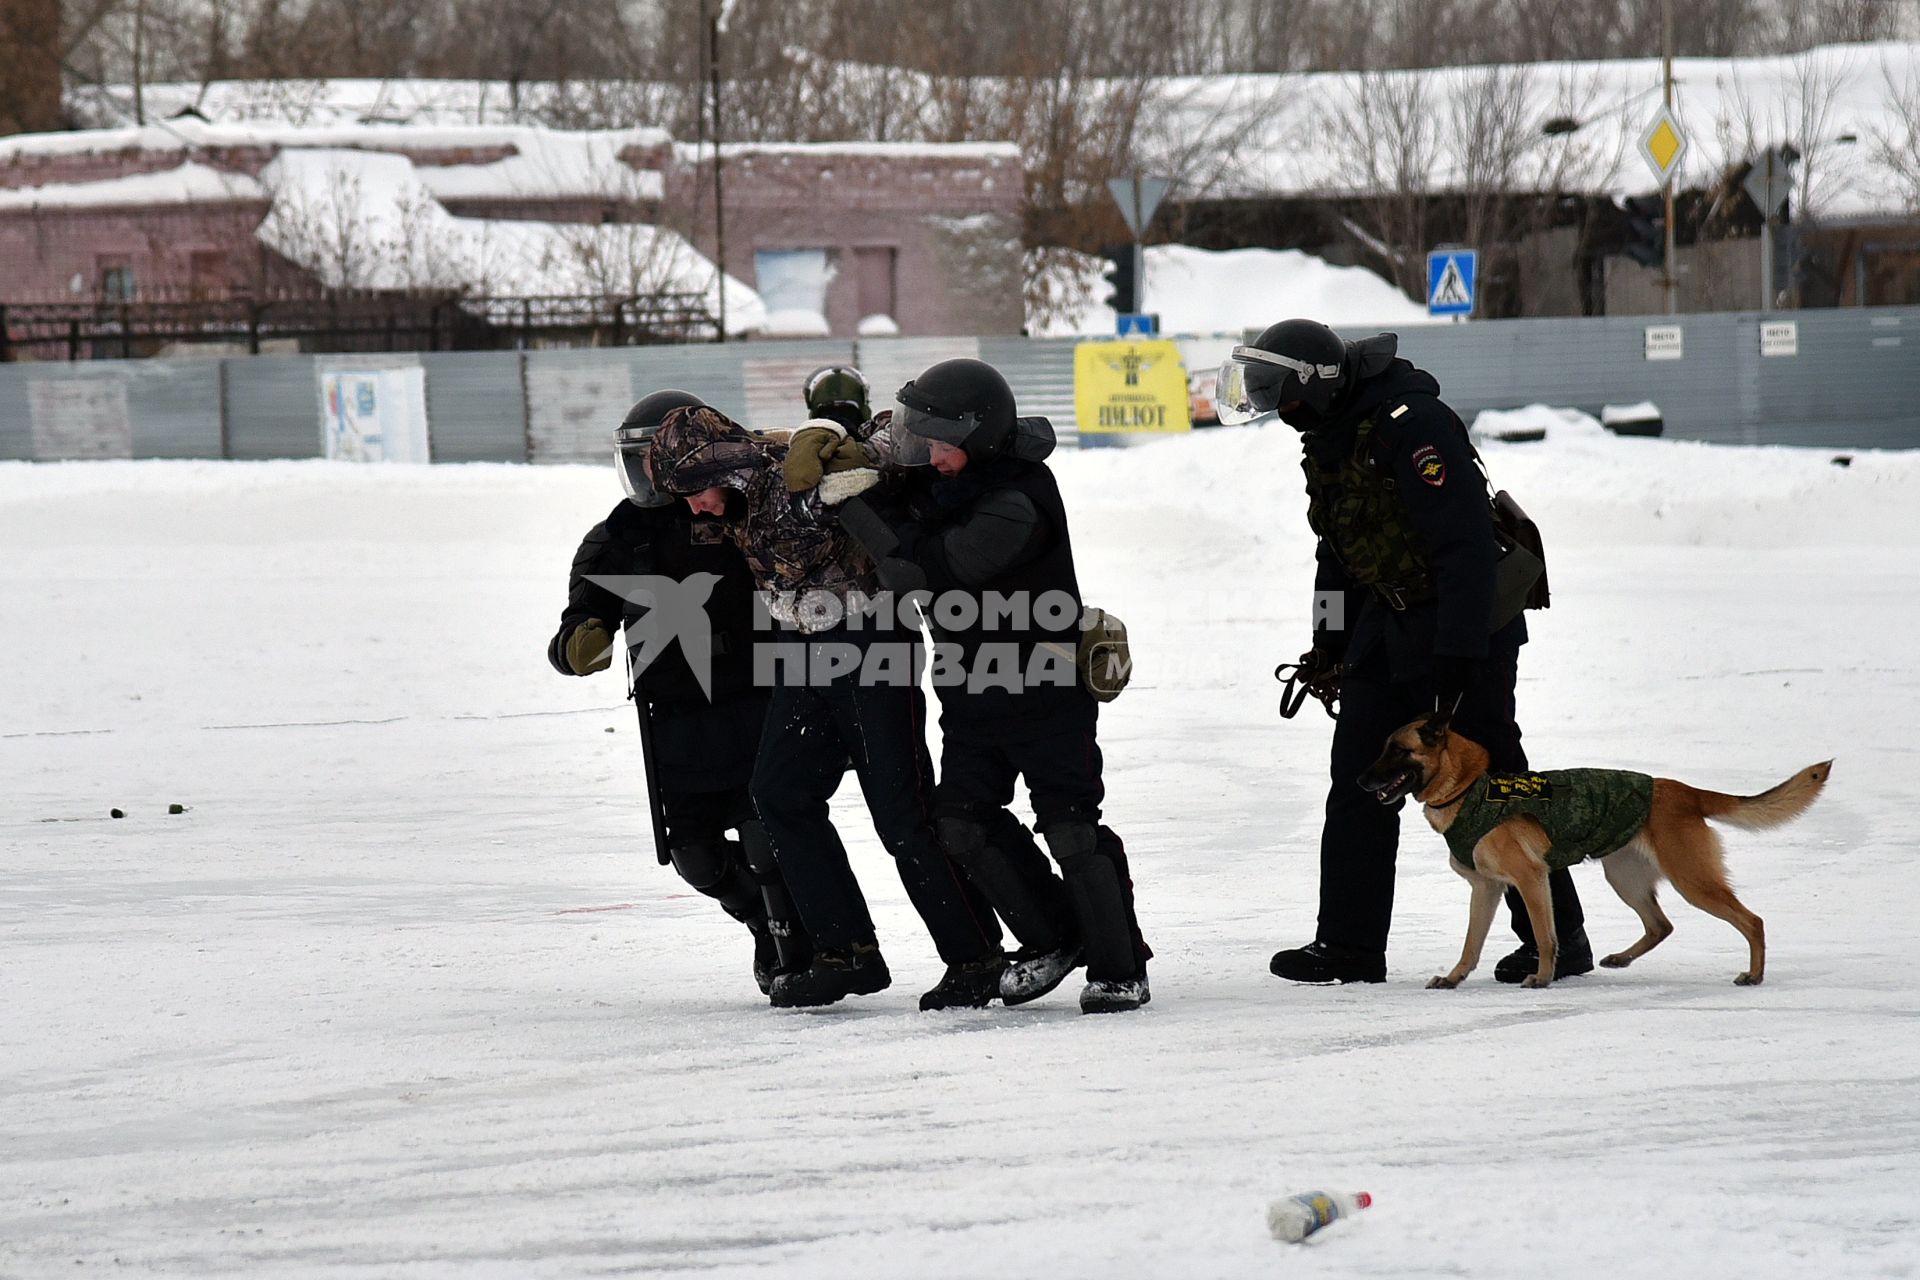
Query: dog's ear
1418,711,1452,746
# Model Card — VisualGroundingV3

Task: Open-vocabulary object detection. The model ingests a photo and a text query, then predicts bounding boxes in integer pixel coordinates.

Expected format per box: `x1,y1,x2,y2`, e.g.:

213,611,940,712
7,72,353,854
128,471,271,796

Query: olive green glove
782,420,873,492
564,619,615,675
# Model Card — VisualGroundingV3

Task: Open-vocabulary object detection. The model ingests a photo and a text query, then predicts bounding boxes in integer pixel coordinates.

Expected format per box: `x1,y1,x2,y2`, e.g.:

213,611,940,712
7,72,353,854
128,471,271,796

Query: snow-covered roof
1149,42,1920,220
0,117,667,203
252,148,761,333
0,160,265,209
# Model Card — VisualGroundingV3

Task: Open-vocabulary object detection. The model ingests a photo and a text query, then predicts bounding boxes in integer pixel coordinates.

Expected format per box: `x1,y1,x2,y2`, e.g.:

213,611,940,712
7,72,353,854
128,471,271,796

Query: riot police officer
1218,320,1590,984
548,390,810,994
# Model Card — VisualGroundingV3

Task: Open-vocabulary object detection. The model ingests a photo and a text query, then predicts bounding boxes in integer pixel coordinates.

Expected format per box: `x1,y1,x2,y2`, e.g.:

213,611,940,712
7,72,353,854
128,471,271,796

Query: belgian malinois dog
1359,712,1830,989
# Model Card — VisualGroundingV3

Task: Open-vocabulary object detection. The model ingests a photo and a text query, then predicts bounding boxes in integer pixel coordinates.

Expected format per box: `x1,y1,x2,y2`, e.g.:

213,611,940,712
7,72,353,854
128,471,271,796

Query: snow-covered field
4,428,1918,1278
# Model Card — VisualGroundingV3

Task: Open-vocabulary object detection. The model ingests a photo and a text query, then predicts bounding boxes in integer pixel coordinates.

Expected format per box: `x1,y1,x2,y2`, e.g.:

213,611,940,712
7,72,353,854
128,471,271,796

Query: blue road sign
1116,312,1159,336
1426,250,1477,317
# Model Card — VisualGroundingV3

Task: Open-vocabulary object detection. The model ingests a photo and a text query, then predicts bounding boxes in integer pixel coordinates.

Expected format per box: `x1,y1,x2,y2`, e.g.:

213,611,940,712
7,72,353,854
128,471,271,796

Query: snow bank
1030,244,1431,338
1471,404,1610,443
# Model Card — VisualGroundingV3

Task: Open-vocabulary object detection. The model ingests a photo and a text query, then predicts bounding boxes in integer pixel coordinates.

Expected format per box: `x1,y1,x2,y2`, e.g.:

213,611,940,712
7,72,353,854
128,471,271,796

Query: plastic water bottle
1267,1190,1372,1242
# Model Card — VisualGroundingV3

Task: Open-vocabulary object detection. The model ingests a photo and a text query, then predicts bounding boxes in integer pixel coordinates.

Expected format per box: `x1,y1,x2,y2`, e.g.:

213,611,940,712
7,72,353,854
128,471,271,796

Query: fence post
248,303,261,355
68,319,81,361
0,305,10,363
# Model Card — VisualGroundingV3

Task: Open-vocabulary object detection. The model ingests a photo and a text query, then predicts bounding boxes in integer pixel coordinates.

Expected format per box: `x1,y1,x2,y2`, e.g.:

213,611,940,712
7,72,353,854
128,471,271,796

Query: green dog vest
1443,769,1654,871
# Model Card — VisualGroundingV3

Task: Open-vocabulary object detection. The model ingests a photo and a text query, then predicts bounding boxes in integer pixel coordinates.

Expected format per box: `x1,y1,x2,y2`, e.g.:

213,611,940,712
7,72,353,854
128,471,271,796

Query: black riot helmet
615,389,706,506
892,358,1017,465
802,365,872,432
1216,318,1350,430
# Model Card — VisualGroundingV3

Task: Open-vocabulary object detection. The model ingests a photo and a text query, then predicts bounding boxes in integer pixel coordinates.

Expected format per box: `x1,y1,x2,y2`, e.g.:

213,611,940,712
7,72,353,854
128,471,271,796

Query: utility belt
1368,581,1436,611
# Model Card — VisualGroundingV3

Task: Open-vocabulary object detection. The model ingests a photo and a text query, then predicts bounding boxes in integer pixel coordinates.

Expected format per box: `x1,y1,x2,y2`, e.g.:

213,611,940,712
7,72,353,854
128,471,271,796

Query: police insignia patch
1486,773,1553,803
1412,444,1446,487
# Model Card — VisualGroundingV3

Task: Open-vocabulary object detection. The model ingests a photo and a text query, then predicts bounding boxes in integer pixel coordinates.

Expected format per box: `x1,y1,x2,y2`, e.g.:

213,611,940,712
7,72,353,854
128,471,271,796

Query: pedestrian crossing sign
1427,250,1476,317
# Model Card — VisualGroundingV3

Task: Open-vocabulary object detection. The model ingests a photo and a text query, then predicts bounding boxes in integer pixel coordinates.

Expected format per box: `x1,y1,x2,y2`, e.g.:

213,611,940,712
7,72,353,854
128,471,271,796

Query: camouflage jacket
1443,768,1655,871
647,405,876,630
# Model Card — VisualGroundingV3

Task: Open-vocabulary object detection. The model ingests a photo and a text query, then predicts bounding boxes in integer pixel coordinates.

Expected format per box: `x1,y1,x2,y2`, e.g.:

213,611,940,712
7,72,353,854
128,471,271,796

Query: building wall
0,202,275,303
1,137,1027,337
665,147,1026,338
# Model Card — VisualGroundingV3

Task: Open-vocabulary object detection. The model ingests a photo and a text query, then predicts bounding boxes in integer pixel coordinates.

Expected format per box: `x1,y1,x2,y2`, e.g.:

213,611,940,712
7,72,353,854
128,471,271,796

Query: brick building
0,118,1024,343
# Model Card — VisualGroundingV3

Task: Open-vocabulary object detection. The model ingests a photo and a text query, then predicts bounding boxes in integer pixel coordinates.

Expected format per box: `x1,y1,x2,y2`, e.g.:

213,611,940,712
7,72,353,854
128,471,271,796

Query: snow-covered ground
3,429,1917,1278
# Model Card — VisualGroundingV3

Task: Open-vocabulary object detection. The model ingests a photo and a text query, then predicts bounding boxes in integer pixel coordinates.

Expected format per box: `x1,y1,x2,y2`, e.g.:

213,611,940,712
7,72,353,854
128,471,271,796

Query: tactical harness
1440,769,1655,871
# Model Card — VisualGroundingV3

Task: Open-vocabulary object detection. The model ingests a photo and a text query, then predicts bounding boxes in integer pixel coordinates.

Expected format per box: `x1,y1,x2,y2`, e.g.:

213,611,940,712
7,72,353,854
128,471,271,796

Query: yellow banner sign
1074,339,1191,435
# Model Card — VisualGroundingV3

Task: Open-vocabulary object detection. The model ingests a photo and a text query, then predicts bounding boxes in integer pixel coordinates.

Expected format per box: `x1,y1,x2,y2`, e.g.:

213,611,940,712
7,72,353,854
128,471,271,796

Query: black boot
1493,926,1594,984
1001,939,1085,1007
919,954,1007,1011
1269,940,1387,984
751,927,779,996
769,942,892,1008
1080,973,1150,1014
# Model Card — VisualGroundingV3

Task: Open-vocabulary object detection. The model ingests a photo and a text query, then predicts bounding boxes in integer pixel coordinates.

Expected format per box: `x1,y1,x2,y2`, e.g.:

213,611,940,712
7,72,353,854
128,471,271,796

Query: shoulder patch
1411,443,1447,487
1485,773,1553,803
1389,404,1410,419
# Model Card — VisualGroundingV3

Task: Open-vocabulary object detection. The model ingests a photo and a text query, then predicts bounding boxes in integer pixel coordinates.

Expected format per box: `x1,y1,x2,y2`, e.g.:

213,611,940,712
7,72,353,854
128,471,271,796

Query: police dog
1359,711,1830,989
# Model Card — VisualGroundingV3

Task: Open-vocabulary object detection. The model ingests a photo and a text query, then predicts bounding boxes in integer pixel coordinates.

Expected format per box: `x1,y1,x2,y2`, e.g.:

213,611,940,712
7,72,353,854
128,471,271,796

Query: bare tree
1311,67,1439,295
1871,52,1920,213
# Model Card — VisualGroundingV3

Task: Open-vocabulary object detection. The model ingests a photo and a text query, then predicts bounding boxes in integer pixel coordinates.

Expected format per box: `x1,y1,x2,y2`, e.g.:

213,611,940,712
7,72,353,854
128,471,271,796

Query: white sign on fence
1644,325,1685,361
1760,321,1799,358
320,368,430,462
29,377,132,459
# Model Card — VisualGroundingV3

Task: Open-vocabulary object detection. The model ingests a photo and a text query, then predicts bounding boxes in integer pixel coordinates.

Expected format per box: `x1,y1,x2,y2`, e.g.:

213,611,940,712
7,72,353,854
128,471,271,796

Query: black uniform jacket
1309,358,1525,683
550,499,768,793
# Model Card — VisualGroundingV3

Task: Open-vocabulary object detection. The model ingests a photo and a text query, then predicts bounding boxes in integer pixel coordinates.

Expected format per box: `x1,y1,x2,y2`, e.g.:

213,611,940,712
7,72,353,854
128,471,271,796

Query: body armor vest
1444,769,1655,870
1302,415,1437,601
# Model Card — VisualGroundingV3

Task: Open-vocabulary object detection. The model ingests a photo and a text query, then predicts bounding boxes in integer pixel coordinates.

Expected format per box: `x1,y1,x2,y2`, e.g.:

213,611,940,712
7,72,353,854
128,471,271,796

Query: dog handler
1219,319,1591,985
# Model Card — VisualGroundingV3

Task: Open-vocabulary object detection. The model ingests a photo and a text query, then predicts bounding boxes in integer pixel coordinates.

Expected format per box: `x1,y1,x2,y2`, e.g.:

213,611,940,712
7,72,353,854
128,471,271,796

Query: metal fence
3,307,1917,463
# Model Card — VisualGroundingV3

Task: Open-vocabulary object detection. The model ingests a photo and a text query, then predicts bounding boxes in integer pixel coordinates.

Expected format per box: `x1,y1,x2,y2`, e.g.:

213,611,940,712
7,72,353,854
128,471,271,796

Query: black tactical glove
1430,654,1477,714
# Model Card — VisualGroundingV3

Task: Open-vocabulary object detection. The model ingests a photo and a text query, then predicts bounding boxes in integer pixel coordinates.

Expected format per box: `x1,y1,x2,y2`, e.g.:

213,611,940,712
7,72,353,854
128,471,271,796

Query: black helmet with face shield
615,389,706,506
1216,318,1350,430
890,357,1017,467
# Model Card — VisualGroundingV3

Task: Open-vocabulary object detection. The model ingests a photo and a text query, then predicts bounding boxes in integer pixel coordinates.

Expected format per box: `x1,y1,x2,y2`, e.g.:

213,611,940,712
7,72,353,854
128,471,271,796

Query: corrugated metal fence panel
422,353,527,463
223,355,321,459
853,337,981,419
736,341,856,432
1383,308,1920,449
523,350,637,465
0,359,224,460
6,308,1919,462
980,336,1081,444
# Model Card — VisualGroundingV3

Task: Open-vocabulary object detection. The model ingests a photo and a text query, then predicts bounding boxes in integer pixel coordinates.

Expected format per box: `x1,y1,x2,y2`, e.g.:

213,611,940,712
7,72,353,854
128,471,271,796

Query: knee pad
1042,820,1099,867
668,841,731,893
736,819,779,877
935,814,990,867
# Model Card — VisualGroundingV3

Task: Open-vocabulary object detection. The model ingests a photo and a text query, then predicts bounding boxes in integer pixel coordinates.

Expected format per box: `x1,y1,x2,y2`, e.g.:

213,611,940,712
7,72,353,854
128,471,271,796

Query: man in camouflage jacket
647,406,1004,1009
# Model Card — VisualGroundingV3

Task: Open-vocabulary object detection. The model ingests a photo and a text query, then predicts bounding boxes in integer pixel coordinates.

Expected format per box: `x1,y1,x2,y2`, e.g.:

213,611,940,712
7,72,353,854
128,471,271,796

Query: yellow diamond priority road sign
1638,106,1688,188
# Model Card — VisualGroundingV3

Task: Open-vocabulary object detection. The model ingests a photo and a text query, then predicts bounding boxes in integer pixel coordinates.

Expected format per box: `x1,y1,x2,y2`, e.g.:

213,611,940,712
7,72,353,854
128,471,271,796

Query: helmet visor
615,426,669,506
1215,357,1282,425
890,399,980,467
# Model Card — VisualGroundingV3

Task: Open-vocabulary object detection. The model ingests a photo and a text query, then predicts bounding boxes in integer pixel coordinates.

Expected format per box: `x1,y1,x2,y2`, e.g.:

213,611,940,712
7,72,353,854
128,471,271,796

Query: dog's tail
1692,761,1833,831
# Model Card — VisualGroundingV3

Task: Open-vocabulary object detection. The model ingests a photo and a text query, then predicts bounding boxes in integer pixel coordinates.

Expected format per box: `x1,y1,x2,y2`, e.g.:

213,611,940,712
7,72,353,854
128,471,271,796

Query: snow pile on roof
0,116,667,204
0,161,265,210
255,148,763,331
1029,244,1433,338
1155,42,1920,220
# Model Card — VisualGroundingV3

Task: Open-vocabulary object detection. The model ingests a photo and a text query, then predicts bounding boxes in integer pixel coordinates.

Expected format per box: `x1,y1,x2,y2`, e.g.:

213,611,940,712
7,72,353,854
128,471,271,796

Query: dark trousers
937,709,1149,969
751,636,1001,964
936,711,1105,832
1318,647,1585,954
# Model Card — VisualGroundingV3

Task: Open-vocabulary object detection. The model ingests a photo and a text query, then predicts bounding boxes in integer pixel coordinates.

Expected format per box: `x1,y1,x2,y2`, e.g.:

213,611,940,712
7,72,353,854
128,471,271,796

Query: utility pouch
1489,489,1549,631
1078,607,1132,703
